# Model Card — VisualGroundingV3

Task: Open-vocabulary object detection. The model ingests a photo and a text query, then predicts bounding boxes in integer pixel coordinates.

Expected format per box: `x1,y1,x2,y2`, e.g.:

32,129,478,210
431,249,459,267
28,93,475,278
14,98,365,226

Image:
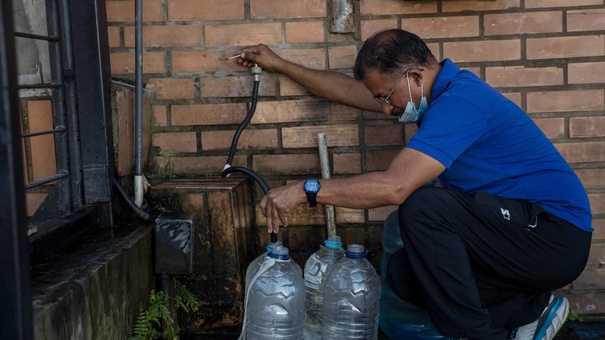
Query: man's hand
260,181,307,234
235,44,286,73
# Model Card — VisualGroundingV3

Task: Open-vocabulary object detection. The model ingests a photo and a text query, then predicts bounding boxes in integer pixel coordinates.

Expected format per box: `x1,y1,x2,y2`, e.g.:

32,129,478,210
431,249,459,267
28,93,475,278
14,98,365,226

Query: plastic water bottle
243,245,305,340
303,235,346,340
322,244,381,340
245,240,282,290
379,210,451,339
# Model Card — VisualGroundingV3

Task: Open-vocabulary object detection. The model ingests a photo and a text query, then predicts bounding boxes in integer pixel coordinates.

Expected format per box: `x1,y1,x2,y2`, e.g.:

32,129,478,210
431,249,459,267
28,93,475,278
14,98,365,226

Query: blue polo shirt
407,59,592,232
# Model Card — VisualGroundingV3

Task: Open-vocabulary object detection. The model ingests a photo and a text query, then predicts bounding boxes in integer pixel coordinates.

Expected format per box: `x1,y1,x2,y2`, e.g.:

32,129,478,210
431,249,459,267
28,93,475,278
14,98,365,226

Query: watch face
304,179,320,193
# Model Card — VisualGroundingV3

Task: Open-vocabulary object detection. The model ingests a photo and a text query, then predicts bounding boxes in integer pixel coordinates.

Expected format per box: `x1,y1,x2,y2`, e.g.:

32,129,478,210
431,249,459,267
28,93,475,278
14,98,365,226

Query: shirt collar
432,58,460,101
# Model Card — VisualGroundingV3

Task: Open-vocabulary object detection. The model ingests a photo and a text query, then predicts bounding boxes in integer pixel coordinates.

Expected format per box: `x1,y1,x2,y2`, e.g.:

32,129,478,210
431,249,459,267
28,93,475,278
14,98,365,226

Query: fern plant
129,279,198,340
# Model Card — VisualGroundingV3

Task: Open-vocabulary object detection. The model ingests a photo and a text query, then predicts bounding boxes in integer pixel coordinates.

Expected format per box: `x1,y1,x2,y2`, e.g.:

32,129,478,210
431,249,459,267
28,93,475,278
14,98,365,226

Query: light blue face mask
398,73,428,123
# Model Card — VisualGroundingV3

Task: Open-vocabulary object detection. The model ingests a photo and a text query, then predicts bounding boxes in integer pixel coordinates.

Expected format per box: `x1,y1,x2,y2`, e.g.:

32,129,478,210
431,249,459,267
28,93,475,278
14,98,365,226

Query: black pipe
111,176,156,222
221,166,277,243
225,79,259,166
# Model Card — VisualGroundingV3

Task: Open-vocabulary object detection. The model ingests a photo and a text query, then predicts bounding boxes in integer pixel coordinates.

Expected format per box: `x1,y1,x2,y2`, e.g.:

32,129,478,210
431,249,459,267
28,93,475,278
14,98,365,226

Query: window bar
42,0,73,215
24,172,69,190
58,0,84,210
22,126,66,138
14,31,59,42
17,83,63,90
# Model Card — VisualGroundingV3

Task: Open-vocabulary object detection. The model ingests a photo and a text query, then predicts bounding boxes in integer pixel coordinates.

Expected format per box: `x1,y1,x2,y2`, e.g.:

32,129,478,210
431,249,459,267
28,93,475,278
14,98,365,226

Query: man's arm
236,44,383,112
260,148,445,233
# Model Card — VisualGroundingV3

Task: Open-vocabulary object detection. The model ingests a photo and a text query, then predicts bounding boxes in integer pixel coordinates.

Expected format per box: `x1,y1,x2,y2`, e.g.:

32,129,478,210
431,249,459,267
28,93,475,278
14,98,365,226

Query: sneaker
509,295,569,340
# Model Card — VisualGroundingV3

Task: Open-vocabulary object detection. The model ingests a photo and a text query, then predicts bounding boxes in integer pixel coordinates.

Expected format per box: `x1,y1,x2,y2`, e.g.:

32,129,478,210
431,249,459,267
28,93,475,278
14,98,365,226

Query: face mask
398,73,428,123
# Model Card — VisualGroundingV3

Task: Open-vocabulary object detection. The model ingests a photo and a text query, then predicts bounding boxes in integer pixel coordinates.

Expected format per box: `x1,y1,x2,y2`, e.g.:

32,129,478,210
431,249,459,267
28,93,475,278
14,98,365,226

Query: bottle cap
324,235,343,249
266,240,283,253
269,245,290,260
345,244,366,258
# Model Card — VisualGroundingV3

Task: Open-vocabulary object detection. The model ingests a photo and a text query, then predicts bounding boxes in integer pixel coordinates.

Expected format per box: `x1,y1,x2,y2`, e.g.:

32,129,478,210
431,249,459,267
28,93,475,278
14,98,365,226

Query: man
234,29,592,340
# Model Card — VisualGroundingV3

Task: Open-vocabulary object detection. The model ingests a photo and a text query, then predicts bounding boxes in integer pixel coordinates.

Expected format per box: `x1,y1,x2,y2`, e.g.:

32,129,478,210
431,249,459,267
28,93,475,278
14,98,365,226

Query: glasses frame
374,68,411,107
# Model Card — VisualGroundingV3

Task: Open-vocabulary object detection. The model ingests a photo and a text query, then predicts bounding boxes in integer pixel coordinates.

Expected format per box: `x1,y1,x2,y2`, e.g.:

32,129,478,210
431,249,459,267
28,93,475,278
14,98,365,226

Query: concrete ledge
32,225,153,340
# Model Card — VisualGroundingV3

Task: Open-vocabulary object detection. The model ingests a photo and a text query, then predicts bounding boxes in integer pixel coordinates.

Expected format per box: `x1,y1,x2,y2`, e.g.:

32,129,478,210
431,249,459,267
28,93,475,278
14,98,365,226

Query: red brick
442,0,520,12
568,9,605,32
250,0,326,19
360,0,437,15
368,206,398,221
153,105,167,127
253,154,321,175
282,125,359,149
526,36,605,60
366,149,400,172
568,62,605,84
106,0,163,22
593,219,605,240
107,26,121,48
172,50,245,73
364,125,404,147
360,19,399,41
533,118,565,139
205,23,282,47
171,103,248,126
335,207,365,224
554,142,605,164
444,40,520,62
110,52,165,75
331,103,360,122
501,92,522,109
588,242,605,265
527,90,604,113
485,66,563,88
570,116,605,138
152,131,197,153
124,25,202,47
333,153,361,175
404,124,418,144
200,75,277,98
561,291,605,318
201,129,278,150
279,77,313,96
252,100,329,124
146,78,195,100
27,100,56,181
525,0,602,8
167,0,244,21
328,45,357,70
285,22,325,43
573,266,605,290
575,168,605,190
484,11,562,35
277,48,326,70
403,16,479,39
168,155,246,176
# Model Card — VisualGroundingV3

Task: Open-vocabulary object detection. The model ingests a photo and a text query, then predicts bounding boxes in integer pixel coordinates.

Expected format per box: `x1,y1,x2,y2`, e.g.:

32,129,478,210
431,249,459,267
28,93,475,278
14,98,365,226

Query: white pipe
317,133,337,236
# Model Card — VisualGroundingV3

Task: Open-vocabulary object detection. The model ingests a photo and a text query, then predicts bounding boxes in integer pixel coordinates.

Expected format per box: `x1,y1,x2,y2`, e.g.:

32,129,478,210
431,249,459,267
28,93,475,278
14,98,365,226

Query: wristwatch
303,179,321,207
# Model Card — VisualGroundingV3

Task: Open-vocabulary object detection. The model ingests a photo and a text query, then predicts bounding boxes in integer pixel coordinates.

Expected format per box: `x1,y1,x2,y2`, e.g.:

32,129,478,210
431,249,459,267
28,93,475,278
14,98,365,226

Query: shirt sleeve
407,93,489,169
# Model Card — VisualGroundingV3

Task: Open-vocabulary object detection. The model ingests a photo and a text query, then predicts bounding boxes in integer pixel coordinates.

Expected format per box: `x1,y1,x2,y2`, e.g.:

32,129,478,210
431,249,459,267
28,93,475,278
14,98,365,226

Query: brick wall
107,0,605,319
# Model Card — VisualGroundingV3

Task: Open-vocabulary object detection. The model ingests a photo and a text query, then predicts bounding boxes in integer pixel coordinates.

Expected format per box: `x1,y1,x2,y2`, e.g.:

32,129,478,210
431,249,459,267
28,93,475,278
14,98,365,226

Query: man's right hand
236,44,285,73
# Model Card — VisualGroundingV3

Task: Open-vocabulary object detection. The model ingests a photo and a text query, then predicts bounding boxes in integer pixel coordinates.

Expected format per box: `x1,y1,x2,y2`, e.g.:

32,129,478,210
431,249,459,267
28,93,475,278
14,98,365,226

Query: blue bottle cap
324,235,342,249
345,244,366,258
266,240,282,253
269,245,290,260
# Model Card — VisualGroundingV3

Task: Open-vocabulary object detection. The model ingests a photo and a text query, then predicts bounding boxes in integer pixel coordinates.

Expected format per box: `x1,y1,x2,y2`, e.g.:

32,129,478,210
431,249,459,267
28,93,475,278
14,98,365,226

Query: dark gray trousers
386,187,591,340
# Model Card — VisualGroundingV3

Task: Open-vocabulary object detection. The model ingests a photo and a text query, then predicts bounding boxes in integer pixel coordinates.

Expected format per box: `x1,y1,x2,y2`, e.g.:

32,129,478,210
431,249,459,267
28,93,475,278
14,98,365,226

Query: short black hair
353,29,435,81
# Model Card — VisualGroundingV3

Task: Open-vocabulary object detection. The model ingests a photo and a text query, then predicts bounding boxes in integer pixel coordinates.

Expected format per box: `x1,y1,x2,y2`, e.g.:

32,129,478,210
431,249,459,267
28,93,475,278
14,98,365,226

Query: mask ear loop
406,69,413,103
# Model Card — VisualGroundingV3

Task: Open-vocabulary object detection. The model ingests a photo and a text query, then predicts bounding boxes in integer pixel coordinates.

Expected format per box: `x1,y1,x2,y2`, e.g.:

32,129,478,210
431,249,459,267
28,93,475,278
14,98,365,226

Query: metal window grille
13,0,115,264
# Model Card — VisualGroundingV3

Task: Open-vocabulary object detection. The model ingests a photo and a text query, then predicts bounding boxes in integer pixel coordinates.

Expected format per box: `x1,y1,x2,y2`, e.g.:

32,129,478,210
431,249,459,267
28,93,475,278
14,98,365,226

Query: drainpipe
134,0,144,207
317,133,337,237
328,0,355,33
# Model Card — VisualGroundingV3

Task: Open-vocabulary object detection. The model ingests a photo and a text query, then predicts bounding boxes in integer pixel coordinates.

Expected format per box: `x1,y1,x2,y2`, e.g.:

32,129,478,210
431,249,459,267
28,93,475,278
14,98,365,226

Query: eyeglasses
374,69,411,107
